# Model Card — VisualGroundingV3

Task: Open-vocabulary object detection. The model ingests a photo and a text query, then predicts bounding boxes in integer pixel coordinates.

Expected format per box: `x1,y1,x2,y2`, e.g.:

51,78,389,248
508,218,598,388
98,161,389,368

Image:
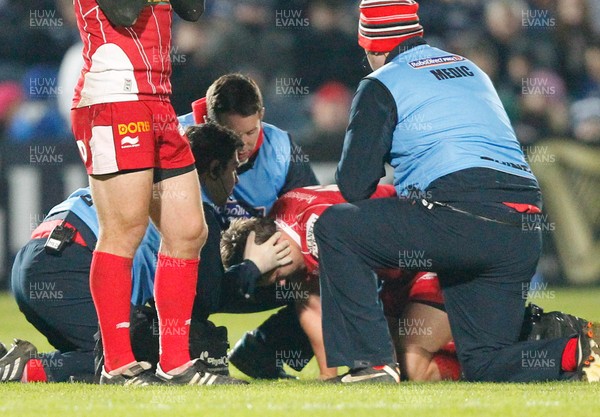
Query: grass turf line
1,290,600,417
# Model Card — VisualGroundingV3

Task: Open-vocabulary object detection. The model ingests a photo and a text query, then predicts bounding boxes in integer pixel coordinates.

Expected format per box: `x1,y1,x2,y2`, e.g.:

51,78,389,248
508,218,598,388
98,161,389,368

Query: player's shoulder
255,122,292,165
279,185,345,205
261,122,290,142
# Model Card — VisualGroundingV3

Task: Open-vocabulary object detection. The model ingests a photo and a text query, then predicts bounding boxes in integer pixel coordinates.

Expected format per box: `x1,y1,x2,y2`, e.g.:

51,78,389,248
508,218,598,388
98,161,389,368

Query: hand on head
243,230,293,282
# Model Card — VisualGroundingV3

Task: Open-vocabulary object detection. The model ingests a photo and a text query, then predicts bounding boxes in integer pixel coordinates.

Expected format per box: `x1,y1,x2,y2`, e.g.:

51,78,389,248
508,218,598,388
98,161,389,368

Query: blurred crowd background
0,0,599,285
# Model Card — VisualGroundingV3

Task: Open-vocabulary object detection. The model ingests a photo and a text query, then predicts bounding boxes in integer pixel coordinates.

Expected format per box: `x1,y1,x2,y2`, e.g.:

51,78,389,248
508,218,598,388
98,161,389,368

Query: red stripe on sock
21,359,47,383
90,251,136,372
561,337,578,372
155,254,199,373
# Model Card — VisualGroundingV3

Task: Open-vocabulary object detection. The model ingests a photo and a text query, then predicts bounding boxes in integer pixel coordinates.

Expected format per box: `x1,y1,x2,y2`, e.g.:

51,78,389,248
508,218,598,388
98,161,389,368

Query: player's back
271,185,396,275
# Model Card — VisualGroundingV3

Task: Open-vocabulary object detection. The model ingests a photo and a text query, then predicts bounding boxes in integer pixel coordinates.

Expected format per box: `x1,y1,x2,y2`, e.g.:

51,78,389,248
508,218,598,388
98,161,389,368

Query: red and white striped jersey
270,184,397,277
72,0,173,108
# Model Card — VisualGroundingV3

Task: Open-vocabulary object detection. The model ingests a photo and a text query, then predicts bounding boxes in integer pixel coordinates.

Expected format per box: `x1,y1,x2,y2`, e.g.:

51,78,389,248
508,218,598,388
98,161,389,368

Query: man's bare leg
149,170,207,374
90,169,153,373
392,302,453,381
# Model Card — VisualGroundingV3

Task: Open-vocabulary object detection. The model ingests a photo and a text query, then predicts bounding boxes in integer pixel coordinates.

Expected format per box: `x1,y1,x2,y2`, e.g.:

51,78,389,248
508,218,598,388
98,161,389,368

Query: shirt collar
385,36,428,64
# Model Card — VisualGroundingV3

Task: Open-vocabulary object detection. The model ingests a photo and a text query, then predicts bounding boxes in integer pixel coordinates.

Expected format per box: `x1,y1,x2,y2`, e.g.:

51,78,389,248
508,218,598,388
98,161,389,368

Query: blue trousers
11,239,96,382
315,197,573,382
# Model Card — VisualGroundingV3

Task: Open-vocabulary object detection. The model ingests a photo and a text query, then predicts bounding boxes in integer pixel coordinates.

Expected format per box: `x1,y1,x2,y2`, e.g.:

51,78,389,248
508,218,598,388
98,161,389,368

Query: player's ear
259,107,265,121
209,160,221,179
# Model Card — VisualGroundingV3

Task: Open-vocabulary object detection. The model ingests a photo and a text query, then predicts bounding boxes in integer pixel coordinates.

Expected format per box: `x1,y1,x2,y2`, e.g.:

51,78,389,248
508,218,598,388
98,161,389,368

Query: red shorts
380,271,445,318
71,101,194,175
409,272,444,305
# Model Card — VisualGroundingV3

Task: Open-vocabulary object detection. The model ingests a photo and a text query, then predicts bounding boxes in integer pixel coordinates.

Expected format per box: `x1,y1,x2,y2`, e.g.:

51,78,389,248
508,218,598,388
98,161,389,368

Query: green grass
1,289,600,416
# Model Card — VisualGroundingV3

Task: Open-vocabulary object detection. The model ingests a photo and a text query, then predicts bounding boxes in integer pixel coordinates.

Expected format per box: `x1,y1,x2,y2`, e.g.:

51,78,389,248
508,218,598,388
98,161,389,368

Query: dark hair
220,217,277,268
206,74,263,123
186,122,243,175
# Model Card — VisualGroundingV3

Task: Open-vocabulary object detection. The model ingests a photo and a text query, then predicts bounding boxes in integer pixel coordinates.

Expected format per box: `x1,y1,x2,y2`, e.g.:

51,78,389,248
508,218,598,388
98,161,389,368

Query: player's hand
97,0,146,27
244,231,292,275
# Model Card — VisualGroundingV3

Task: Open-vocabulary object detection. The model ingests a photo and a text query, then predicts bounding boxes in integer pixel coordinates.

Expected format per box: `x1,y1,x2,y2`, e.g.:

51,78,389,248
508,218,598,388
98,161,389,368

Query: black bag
520,303,589,341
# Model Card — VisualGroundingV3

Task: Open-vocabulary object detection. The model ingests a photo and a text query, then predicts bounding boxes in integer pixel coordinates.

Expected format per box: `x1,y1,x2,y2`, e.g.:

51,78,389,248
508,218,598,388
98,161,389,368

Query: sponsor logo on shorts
118,121,151,136
76,140,88,163
409,55,465,69
121,136,140,148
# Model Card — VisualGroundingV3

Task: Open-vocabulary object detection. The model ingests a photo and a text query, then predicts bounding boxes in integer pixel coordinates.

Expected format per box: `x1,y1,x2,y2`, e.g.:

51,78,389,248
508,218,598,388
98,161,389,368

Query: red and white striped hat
358,0,424,53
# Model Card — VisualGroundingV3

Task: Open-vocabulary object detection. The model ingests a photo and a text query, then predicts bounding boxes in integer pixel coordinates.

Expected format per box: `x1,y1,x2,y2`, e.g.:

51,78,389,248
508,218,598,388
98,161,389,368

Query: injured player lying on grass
1,184,597,383
220,184,600,382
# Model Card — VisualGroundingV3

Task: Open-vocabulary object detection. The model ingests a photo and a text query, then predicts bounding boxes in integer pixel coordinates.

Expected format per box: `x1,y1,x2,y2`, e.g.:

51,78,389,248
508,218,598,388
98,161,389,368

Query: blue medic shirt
178,115,319,219
336,37,538,203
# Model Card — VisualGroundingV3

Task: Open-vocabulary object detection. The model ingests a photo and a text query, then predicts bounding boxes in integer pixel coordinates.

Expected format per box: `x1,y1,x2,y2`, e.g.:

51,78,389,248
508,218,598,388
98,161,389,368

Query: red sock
561,337,578,372
21,359,47,383
154,254,199,373
90,251,136,372
433,351,462,381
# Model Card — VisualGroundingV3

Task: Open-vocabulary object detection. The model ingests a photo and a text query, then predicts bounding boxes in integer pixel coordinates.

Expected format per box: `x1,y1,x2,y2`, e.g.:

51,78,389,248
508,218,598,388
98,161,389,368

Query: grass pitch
1,289,600,417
